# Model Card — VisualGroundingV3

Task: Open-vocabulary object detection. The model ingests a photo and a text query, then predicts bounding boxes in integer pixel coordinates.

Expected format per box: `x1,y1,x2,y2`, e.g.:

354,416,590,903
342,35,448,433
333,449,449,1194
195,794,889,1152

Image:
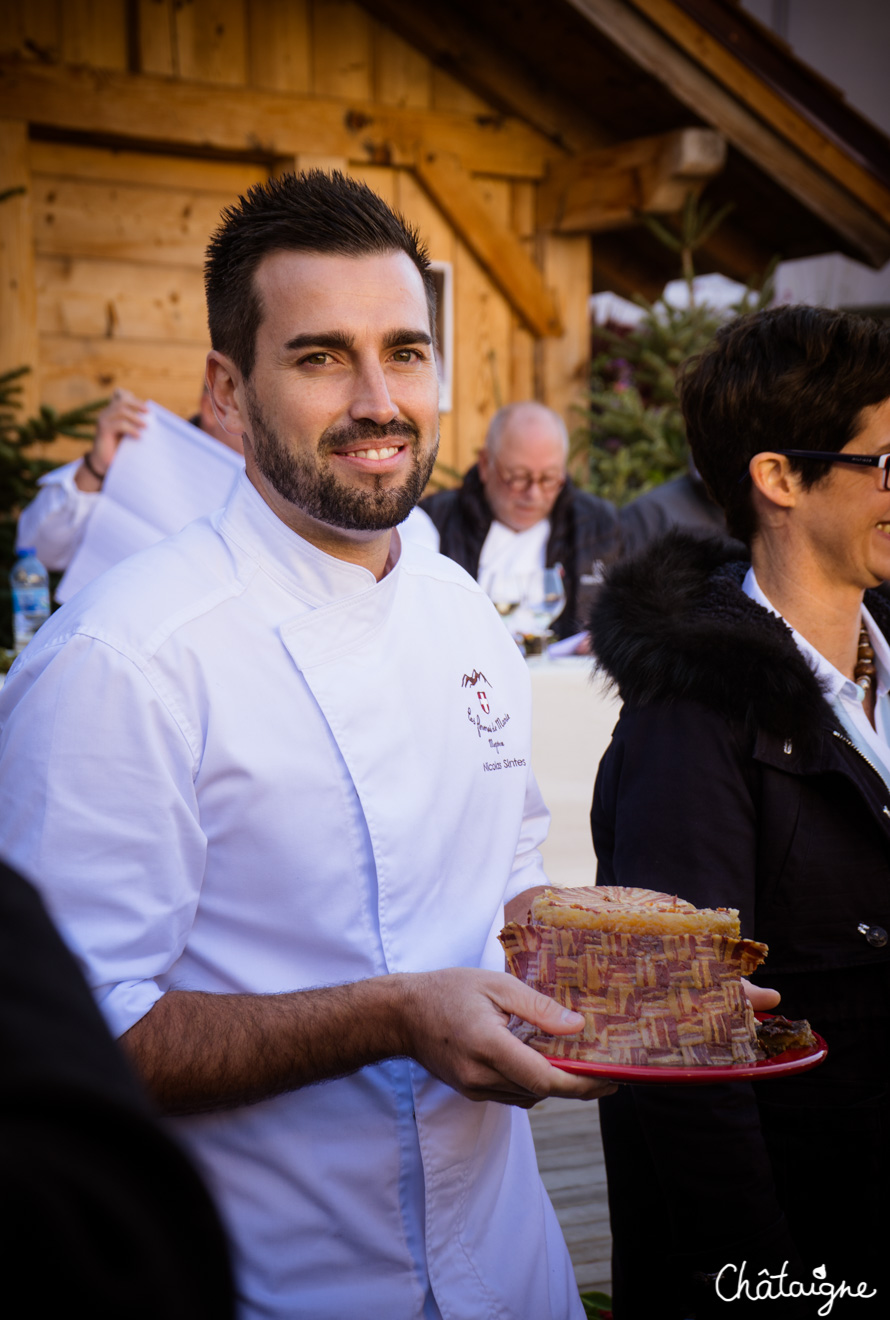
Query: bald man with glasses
419,402,618,641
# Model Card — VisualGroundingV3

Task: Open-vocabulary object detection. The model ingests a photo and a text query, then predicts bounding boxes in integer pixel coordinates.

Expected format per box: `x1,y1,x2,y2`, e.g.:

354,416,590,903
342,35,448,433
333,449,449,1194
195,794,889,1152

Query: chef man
0,170,612,1319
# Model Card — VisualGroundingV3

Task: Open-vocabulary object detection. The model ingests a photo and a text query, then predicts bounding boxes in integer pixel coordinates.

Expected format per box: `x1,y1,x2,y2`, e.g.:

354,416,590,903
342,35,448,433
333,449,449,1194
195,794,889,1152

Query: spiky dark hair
679,305,890,543
205,170,436,378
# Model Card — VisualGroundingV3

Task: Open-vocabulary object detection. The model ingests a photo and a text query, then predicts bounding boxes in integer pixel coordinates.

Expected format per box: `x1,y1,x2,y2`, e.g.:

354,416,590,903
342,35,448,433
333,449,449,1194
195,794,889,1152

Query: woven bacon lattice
499,923,768,1066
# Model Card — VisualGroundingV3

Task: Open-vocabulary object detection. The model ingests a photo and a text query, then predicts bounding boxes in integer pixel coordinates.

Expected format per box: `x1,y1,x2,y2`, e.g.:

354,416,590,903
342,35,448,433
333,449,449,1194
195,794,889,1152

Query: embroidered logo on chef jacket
461,669,526,772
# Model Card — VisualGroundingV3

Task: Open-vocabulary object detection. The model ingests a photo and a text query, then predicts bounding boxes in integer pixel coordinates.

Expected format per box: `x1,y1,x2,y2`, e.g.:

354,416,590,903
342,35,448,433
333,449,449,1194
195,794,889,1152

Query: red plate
543,1014,828,1084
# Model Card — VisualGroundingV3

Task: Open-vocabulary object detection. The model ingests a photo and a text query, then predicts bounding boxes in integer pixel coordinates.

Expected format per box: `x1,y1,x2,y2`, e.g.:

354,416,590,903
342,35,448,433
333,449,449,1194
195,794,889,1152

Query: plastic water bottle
10,548,51,654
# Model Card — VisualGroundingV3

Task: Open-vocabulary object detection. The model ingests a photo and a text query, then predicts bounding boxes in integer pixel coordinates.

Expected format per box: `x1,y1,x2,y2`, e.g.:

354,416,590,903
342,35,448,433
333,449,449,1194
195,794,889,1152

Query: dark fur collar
590,531,890,745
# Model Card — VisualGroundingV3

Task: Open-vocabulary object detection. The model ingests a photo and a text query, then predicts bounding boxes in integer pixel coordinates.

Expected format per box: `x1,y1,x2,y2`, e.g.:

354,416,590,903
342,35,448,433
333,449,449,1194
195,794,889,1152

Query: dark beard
246,392,438,532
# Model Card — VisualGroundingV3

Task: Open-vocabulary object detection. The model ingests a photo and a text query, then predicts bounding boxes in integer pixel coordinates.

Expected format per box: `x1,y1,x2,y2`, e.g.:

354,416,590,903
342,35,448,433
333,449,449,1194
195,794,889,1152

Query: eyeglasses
493,461,566,495
740,450,890,489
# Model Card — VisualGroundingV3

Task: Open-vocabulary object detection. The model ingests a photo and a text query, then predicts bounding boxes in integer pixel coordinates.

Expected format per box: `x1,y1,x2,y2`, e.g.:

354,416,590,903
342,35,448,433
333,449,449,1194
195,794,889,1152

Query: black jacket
589,533,890,1318
421,465,618,638
618,472,743,557
0,860,234,1317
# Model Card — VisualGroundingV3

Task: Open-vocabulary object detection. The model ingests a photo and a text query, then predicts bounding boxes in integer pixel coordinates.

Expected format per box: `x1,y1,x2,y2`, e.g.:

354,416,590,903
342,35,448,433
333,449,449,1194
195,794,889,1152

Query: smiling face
208,248,439,564
792,396,890,593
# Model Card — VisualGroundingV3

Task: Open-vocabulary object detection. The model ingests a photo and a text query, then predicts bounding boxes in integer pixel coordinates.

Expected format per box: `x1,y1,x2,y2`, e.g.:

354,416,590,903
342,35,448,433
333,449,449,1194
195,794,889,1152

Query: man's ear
477,448,490,484
748,452,799,511
205,352,249,442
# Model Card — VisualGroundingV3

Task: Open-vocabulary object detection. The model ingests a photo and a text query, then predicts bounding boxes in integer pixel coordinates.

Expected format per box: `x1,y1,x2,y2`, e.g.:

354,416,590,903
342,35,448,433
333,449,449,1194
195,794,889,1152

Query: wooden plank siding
24,137,267,459
0,0,592,472
0,120,40,416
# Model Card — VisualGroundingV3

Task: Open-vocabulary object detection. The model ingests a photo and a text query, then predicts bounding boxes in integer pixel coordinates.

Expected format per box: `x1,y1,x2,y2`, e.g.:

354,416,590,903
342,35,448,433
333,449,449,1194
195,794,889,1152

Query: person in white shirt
20,384,434,586
0,169,613,1320
419,402,618,642
16,385,242,576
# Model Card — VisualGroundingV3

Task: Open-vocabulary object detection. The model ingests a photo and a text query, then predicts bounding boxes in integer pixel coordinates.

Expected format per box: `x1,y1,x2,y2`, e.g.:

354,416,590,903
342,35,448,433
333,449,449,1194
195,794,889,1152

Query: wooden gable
3,0,889,474
0,0,595,473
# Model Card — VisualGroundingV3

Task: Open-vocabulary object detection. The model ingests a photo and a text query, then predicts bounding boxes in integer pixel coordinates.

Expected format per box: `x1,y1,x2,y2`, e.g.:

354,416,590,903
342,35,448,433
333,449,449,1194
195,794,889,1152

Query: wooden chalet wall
0,0,590,473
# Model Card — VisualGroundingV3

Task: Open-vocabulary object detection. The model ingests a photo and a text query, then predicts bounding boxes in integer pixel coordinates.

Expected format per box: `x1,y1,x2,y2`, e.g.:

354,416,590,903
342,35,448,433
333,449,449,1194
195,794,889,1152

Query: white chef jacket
0,473,582,1320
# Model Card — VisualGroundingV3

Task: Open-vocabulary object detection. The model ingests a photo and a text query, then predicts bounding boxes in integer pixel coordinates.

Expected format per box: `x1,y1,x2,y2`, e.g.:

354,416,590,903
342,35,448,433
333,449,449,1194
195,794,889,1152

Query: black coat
589,533,890,1319
421,465,618,638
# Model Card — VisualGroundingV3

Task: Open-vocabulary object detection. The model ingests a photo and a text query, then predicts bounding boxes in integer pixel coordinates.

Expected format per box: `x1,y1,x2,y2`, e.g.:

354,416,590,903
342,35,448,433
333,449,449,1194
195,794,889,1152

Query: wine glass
524,566,566,631
487,573,525,634
522,566,566,648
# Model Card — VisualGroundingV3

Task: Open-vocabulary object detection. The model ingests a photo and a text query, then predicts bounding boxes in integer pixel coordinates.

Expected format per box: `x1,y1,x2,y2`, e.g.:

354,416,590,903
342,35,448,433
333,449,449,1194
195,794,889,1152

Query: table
528,656,621,888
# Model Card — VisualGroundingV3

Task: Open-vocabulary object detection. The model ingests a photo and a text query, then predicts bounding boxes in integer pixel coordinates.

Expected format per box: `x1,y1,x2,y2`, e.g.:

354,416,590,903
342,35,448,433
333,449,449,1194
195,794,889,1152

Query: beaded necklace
855,623,877,693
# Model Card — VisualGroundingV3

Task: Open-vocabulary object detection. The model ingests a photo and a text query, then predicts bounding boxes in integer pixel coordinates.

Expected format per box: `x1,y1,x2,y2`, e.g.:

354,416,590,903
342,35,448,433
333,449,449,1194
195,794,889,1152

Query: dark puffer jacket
421,465,618,639
589,532,890,1319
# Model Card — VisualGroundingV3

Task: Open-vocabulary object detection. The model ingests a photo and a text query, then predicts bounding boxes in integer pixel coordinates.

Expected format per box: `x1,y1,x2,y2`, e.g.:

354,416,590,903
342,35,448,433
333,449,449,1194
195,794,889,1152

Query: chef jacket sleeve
15,462,99,572
0,631,207,1039
502,767,550,906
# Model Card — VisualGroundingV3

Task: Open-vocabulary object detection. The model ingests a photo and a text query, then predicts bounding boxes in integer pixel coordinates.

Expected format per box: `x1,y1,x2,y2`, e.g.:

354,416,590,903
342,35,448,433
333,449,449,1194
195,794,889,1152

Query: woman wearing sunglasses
589,305,890,1318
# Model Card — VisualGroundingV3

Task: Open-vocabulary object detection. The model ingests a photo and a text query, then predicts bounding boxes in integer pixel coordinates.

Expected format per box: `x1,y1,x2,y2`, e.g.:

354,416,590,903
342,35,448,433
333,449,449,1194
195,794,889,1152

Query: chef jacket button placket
857,922,888,948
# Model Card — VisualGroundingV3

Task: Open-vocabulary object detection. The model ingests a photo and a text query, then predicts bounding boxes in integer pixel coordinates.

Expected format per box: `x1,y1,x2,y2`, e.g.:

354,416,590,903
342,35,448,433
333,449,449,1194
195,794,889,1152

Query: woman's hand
741,978,780,1012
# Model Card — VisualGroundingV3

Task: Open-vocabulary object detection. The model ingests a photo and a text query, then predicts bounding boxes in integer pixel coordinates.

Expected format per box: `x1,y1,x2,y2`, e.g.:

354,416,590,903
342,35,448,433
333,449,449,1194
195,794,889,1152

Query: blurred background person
419,402,618,640
16,384,240,575
617,453,743,557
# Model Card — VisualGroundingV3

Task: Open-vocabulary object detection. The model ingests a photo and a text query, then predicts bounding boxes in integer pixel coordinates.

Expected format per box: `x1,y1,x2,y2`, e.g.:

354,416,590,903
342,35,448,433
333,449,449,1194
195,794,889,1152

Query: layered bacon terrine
499,885,769,1067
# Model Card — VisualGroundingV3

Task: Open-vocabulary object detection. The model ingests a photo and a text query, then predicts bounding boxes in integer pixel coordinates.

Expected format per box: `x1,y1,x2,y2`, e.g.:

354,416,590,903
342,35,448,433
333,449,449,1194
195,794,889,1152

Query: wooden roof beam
627,0,890,223
568,0,890,266
0,59,558,181
412,150,563,338
359,0,607,154
538,127,726,232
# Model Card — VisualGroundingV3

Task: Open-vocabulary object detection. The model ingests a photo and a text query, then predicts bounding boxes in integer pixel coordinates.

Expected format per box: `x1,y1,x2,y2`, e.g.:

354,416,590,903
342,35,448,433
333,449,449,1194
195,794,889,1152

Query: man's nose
349,361,399,425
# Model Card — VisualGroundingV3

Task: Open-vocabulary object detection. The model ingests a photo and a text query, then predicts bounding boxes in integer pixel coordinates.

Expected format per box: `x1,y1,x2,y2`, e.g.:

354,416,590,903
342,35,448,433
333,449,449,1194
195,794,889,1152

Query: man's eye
392,348,423,362
298,352,331,366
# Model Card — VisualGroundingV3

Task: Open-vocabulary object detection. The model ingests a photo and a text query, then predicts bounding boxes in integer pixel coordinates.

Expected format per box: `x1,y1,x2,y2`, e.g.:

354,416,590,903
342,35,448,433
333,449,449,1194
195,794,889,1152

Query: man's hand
742,978,781,1012
75,389,148,491
396,967,616,1108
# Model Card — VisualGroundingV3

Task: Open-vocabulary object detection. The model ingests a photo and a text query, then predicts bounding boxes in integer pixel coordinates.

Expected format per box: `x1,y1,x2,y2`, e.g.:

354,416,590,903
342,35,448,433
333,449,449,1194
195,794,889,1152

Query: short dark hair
205,170,436,378
678,305,890,543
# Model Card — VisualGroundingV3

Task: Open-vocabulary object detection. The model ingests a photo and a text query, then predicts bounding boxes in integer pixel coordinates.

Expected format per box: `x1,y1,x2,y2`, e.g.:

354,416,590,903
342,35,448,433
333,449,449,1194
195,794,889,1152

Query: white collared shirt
401,510,553,600
478,518,551,601
15,459,100,571
0,473,580,1320
743,568,890,787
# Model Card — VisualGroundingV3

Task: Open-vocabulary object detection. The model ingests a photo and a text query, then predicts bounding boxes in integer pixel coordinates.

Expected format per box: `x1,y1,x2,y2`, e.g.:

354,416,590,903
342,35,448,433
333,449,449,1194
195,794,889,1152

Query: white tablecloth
528,657,621,888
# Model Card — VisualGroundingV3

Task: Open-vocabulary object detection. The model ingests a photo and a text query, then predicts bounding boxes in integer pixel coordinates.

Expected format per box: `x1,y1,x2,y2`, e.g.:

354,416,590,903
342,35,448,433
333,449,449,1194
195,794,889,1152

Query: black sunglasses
739,449,890,489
